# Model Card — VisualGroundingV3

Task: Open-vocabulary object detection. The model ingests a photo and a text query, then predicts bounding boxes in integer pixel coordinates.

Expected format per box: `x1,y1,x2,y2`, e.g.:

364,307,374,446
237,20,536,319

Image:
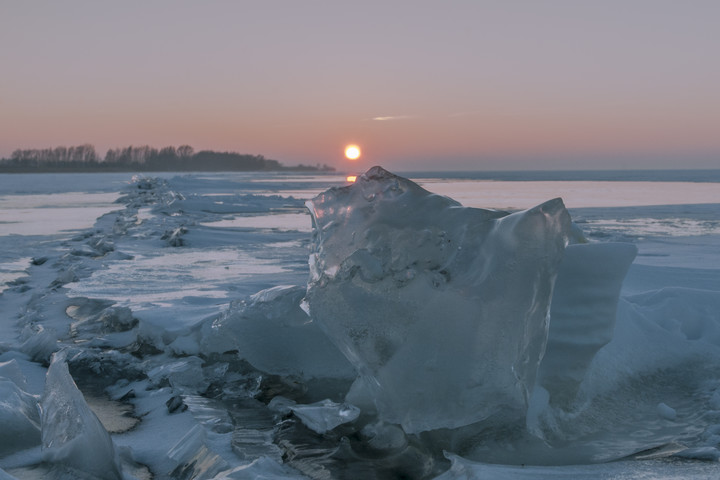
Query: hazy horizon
2,1,719,171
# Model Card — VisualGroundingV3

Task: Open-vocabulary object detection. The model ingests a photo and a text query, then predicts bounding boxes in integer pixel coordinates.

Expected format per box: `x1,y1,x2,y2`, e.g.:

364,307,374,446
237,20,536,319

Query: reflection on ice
200,213,312,232
582,217,720,237
66,248,289,307
419,179,720,209
0,192,121,236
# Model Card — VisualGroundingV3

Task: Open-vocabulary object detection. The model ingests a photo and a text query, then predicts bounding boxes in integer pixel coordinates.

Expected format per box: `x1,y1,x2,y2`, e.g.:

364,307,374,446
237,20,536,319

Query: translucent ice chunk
200,285,355,381
436,451,720,479
167,425,228,480
217,456,306,479
0,359,28,390
147,356,209,394
536,242,638,407
289,399,360,434
0,378,41,455
41,351,122,480
19,325,59,363
656,402,677,421
304,167,572,433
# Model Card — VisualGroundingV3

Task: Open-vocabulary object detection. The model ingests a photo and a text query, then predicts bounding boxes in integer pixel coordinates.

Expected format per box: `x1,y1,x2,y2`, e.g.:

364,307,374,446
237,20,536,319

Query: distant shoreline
0,144,335,174
0,165,334,174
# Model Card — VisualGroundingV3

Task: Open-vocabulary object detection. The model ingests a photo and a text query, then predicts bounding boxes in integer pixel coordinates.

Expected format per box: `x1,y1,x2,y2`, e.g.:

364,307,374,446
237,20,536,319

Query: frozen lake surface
1,169,719,479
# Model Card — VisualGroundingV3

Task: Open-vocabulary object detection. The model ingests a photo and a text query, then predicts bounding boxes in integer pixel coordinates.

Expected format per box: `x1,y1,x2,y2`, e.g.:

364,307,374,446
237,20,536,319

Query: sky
1,1,719,171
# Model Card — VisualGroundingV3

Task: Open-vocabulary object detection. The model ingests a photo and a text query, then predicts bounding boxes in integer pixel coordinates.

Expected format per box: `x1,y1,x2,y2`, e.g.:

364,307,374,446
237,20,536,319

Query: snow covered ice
1,168,720,479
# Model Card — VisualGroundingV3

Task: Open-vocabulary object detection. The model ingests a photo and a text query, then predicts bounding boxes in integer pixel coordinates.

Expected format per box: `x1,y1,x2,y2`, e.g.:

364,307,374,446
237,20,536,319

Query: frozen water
199,285,355,381
304,166,573,433
0,192,121,236
166,425,228,479
535,242,638,409
1,169,719,479
0,378,41,456
147,357,209,394
436,452,720,479
418,178,720,210
216,456,308,479
288,399,360,434
0,359,29,390
41,351,123,480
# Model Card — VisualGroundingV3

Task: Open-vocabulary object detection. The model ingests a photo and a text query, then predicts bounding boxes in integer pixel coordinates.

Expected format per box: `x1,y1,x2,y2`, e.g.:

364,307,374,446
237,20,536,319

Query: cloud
371,115,415,121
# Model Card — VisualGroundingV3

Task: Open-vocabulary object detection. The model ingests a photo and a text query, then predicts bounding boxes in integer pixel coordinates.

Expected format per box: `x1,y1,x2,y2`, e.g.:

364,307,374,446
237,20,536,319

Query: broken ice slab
147,356,210,394
0,378,41,456
435,451,720,479
199,285,355,382
536,242,638,408
304,167,573,433
166,425,228,479
216,456,307,479
289,399,360,435
41,351,123,480
0,359,29,391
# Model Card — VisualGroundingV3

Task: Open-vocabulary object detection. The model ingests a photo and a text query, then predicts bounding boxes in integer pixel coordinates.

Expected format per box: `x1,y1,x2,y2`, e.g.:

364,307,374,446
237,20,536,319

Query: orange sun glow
344,144,361,160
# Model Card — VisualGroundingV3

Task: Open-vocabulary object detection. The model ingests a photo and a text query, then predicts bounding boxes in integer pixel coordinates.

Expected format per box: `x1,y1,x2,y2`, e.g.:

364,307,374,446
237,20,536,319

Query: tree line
0,144,334,173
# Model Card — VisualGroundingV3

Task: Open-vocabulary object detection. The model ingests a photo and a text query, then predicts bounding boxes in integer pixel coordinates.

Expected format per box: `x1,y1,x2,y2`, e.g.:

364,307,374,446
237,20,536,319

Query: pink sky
1,1,719,170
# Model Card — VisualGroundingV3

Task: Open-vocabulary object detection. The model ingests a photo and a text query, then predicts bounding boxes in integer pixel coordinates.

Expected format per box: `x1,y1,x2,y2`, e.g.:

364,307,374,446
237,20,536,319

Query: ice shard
303,167,573,433
200,285,355,381
537,242,638,408
40,351,122,480
289,399,361,434
0,378,41,455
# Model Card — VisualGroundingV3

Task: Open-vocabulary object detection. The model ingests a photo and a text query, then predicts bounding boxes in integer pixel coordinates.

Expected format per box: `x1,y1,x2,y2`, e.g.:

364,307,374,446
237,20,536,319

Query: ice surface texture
304,166,573,433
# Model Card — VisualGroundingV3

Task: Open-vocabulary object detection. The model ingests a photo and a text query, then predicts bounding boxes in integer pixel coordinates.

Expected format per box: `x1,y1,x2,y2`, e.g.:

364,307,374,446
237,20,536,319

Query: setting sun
344,144,361,160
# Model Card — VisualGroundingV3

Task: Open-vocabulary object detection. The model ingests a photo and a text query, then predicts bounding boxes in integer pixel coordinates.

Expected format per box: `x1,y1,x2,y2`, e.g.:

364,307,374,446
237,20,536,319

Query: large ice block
303,167,573,433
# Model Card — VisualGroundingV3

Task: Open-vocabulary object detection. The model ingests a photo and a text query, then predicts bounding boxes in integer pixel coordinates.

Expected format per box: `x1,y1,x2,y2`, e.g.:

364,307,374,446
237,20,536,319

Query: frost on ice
304,166,575,433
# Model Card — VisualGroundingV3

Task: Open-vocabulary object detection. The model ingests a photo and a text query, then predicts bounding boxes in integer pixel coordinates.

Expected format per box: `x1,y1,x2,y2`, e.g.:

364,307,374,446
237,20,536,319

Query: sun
344,144,361,160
